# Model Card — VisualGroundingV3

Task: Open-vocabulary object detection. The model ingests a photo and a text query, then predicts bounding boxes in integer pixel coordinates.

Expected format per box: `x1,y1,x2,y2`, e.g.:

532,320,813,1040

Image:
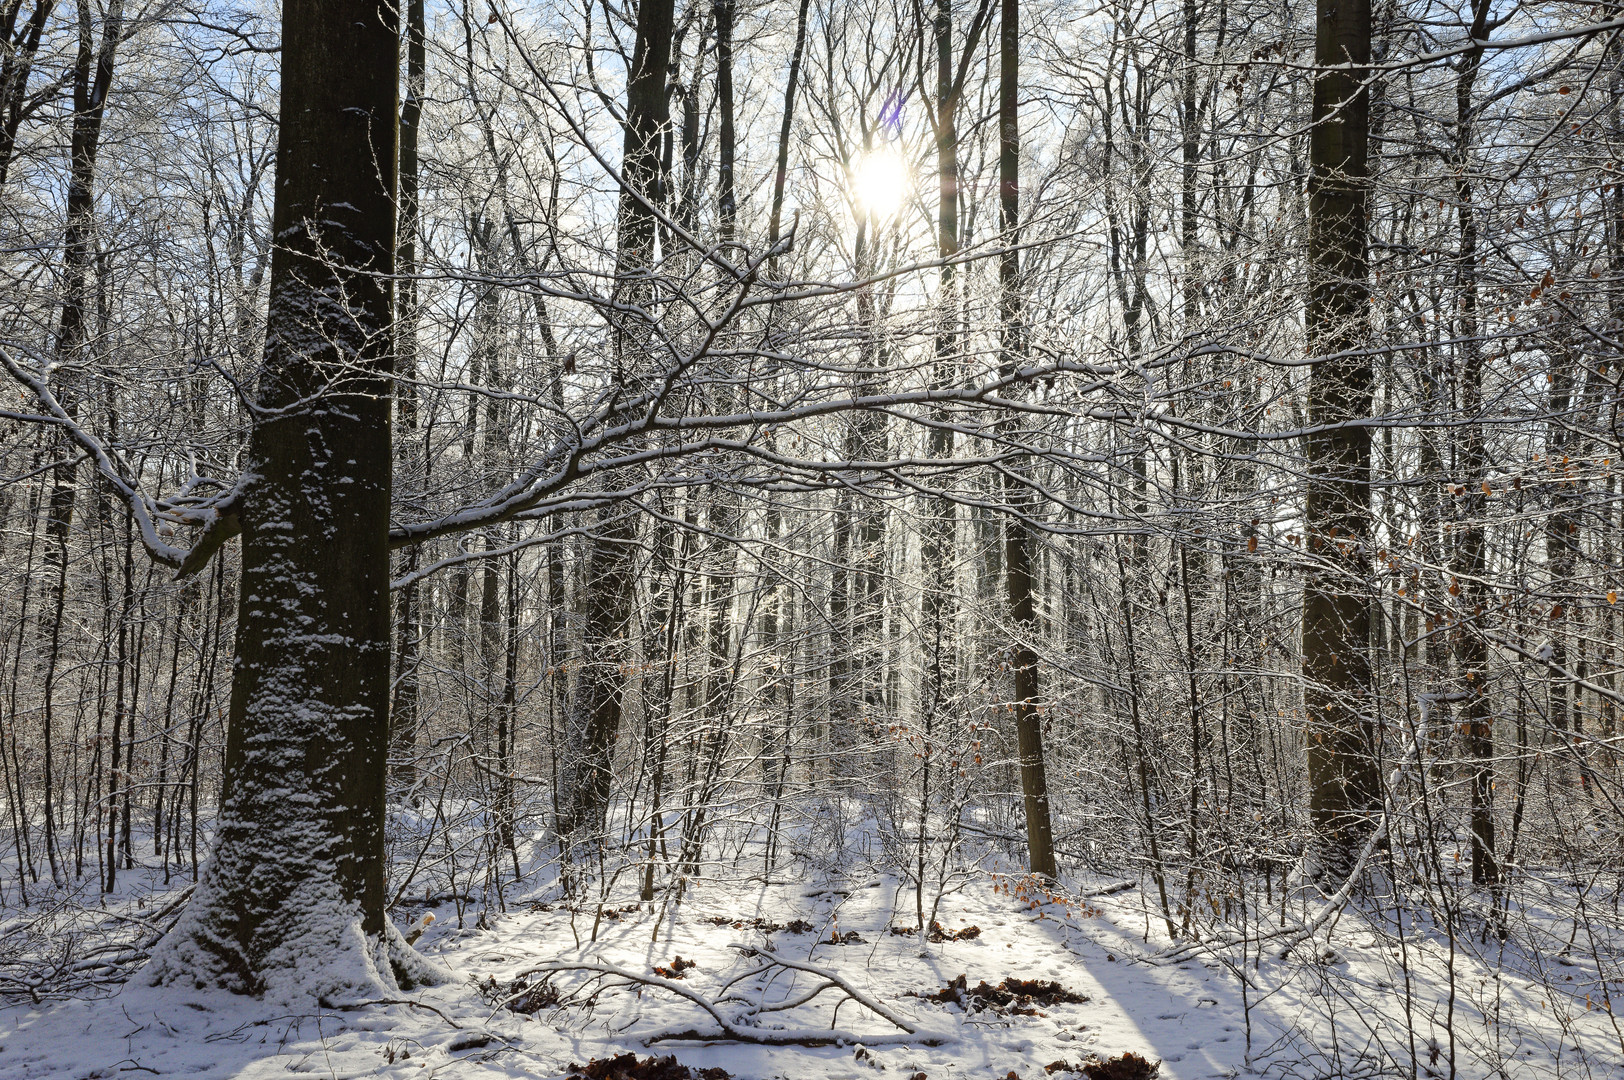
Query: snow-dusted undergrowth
1,827,1620,1079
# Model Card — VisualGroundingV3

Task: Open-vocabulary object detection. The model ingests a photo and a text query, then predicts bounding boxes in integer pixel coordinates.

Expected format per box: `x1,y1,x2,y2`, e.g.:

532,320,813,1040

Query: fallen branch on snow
0,884,196,1004
522,944,953,1046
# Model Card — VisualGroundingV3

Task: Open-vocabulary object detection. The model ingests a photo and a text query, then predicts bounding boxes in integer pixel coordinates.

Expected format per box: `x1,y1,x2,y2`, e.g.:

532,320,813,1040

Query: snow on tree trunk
144,0,443,1000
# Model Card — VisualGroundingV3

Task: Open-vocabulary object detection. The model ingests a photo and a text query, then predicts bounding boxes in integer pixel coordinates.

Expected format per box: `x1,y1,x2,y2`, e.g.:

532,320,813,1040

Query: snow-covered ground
2,856,1619,1079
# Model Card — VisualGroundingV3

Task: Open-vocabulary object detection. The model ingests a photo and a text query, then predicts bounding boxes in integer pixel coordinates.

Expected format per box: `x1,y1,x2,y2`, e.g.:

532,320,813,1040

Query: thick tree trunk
146,0,441,1000
615,0,674,280
562,513,639,842
1301,0,1380,879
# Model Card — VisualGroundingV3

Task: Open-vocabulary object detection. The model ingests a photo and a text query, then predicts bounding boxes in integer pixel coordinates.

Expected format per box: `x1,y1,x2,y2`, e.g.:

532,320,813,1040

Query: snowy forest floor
1,846,1621,1079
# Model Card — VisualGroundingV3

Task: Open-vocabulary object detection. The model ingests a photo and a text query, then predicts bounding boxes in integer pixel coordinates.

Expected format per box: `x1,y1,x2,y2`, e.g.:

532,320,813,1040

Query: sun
850,146,910,220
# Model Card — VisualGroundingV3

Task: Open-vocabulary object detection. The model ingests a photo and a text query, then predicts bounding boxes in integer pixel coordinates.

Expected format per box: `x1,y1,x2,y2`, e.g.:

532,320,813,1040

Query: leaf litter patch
1044,1051,1160,1079
916,974,1090,1016
477,972,562,1014
888,921,982,942
567,1052,730,1080
704,915,786,932
653,956,697,980
701,914,831,935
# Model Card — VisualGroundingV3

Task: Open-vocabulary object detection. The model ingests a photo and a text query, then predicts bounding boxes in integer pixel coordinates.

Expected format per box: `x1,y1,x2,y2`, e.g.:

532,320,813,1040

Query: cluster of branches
0,0,1619,1051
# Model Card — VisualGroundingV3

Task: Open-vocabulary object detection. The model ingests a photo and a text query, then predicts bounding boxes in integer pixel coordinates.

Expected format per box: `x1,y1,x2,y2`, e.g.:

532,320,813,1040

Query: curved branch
0,344,189,569
522,949,952,1047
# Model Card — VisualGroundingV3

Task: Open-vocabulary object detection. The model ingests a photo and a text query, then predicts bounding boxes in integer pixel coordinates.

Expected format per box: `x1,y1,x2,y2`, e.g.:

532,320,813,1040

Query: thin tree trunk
500,549,520,877
767,0,812,257
0,1,54,191
152,580,187,858
997,0,1055,880
105,499,133,891
40,0,122,884
1450,0,1496,888
918,0,969,891
391,0,426,798
1,436,44,896
560,0,675,848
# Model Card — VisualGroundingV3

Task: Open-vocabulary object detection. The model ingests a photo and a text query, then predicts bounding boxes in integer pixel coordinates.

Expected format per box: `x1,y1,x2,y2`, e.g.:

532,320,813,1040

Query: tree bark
146,0,441,1000
1301,0,1380,879
715,0,735,240
917,0,961,892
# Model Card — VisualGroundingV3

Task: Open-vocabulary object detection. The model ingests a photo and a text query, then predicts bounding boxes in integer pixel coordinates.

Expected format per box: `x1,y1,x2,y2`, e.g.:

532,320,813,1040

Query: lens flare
850,147,910,219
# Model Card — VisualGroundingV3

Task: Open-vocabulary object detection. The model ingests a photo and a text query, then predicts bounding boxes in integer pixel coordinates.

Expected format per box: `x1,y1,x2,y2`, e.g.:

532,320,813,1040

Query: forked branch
523,944,952,1046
